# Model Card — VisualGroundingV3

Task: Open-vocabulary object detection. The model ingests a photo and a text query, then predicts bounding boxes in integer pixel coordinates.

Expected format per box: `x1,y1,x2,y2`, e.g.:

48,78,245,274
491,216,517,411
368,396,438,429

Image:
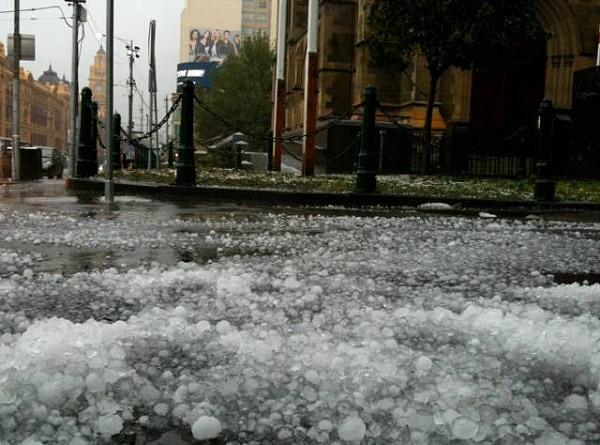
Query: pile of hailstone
0,208,600,444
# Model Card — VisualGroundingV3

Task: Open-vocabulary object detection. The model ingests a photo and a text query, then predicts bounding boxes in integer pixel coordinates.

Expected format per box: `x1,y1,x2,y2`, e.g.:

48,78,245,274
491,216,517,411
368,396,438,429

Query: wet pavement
0,180,290,276
1,179,599,278
1,179,600,444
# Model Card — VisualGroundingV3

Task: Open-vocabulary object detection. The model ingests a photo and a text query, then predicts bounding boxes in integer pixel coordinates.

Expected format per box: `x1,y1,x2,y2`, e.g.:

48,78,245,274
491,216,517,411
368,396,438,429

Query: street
0,180,600,444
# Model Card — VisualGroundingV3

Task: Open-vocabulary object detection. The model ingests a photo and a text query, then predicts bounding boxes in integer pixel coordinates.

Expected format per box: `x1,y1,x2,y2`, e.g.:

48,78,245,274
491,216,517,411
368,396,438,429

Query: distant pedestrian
124,143,135,170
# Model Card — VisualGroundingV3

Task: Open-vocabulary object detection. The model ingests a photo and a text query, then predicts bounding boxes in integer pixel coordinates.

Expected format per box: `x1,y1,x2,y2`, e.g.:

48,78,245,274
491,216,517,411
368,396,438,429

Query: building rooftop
38,65,60,86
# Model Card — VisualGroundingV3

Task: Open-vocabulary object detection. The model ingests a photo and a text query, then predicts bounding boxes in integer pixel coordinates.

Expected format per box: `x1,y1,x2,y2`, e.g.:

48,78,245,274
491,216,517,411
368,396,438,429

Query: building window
242,12,254,21
243,0,254,7
256,13,268,22
259,1,267,8
31,133,46,145
32,104,47,126
55,111,62,131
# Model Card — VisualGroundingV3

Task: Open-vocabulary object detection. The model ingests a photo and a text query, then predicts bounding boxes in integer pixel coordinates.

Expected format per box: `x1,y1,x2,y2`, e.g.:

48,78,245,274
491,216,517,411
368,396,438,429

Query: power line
85,6,103,38
134,85,150,108
86,22,103,48
0,6,72,28
0,16,69,22
133,63,149,91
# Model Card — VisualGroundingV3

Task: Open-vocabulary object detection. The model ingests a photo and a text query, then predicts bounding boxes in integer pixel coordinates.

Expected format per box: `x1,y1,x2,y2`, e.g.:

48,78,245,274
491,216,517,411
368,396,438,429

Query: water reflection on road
0,180,288,275
1,179,599,277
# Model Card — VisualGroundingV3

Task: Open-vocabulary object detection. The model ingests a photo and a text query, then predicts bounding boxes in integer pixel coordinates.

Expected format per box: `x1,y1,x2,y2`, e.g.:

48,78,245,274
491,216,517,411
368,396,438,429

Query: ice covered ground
0,204,600,444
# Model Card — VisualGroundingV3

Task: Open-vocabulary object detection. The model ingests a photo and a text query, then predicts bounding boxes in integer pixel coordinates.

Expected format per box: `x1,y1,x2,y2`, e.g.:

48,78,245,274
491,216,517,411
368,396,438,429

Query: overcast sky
0,0,185,132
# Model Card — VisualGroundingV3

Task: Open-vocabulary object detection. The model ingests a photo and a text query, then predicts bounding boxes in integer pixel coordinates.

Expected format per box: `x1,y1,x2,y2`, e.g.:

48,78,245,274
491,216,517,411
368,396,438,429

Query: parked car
38,147,64,179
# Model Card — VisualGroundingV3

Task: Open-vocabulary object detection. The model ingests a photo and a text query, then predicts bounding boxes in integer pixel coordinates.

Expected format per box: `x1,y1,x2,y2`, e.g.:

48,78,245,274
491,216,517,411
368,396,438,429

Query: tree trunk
423,72,440,174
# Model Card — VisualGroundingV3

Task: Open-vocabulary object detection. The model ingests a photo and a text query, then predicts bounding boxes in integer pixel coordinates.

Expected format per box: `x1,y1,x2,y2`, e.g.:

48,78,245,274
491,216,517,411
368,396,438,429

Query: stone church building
282,0,600,173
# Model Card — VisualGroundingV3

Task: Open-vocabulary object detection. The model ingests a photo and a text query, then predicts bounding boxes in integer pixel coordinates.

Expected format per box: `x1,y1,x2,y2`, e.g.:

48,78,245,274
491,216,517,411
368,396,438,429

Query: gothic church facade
283,0,600,153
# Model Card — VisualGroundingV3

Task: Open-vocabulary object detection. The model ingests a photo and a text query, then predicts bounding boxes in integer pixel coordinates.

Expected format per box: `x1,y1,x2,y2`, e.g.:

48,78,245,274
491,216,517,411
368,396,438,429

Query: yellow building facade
88,46,107,122
0,42,70,151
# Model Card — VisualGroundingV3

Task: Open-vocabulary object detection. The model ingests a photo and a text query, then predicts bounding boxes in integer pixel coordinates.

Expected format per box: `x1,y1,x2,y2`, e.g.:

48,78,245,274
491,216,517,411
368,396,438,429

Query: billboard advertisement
187,28,241,65
177,61,217,91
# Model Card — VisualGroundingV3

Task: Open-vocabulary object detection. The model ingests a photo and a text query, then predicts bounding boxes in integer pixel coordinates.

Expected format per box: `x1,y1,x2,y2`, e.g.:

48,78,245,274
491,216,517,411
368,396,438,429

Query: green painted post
176,81,196,186
112,113,122,170
76,87,94,178
534,99,556,202
356,85,377,193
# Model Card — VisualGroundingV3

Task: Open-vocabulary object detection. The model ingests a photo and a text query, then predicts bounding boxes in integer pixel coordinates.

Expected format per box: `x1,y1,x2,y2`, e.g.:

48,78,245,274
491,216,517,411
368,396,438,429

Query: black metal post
356,85,377,193
76,87,95,178
176,81,196,186
90,101,99,176
112,113,122,170
167,142,174,168
232,133,245,169
234,141,249,169
534,98,556,202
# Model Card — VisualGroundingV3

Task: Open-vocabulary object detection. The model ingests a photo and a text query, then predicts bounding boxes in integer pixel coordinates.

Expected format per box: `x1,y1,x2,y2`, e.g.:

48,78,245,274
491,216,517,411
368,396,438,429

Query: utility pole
104,0,114,208
139,99,144,132
65,0,85,181
126,40,140,140
272,0,287,172
148,20,159,169
302,0,319,176
165,95,172,167
12,0,21,181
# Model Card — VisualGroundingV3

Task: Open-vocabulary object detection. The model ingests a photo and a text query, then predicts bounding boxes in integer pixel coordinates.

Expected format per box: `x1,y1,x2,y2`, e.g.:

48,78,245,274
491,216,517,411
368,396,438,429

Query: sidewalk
68,176,600,217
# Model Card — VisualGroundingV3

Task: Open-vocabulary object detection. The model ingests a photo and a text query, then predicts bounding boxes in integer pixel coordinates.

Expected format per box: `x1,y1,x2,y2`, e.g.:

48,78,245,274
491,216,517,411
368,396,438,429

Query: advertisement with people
188,28,242,65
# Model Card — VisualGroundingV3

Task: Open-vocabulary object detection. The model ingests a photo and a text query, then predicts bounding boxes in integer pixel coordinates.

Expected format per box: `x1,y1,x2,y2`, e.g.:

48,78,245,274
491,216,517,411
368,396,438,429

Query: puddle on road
24,245,222,276
550,271,600,285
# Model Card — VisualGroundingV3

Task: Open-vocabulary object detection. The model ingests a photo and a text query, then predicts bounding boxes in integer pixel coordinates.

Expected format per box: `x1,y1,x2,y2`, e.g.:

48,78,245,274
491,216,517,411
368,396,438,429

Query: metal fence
465,154,533,177
407,131,534,178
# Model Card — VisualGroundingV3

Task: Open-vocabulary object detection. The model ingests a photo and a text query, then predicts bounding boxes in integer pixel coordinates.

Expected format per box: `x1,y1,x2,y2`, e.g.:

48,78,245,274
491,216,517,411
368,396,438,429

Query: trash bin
19,147,43,180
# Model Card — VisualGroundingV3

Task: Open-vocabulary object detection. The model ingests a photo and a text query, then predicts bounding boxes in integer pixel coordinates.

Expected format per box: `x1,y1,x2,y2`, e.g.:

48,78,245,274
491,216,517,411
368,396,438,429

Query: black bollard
356,85,377,193
176,81,196,186
167,142,174,168
112,113,122,171
90,101,99,176
76,88,95,178
233,140,249,169
534,99,556,202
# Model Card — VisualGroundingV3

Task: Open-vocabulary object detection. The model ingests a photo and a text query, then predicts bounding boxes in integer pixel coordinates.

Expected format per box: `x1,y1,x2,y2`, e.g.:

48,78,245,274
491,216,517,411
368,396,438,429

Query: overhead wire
85,6,103,39
86,22,104,49
0,16,69,23
0,6,72,28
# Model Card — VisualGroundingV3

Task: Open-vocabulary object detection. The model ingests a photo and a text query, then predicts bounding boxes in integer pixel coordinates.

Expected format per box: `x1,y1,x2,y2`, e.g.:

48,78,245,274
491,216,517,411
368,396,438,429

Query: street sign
7,34,35,61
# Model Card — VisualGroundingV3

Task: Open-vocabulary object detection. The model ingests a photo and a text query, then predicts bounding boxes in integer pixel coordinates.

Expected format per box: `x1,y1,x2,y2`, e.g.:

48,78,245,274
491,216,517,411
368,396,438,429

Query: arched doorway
469,38,547,156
